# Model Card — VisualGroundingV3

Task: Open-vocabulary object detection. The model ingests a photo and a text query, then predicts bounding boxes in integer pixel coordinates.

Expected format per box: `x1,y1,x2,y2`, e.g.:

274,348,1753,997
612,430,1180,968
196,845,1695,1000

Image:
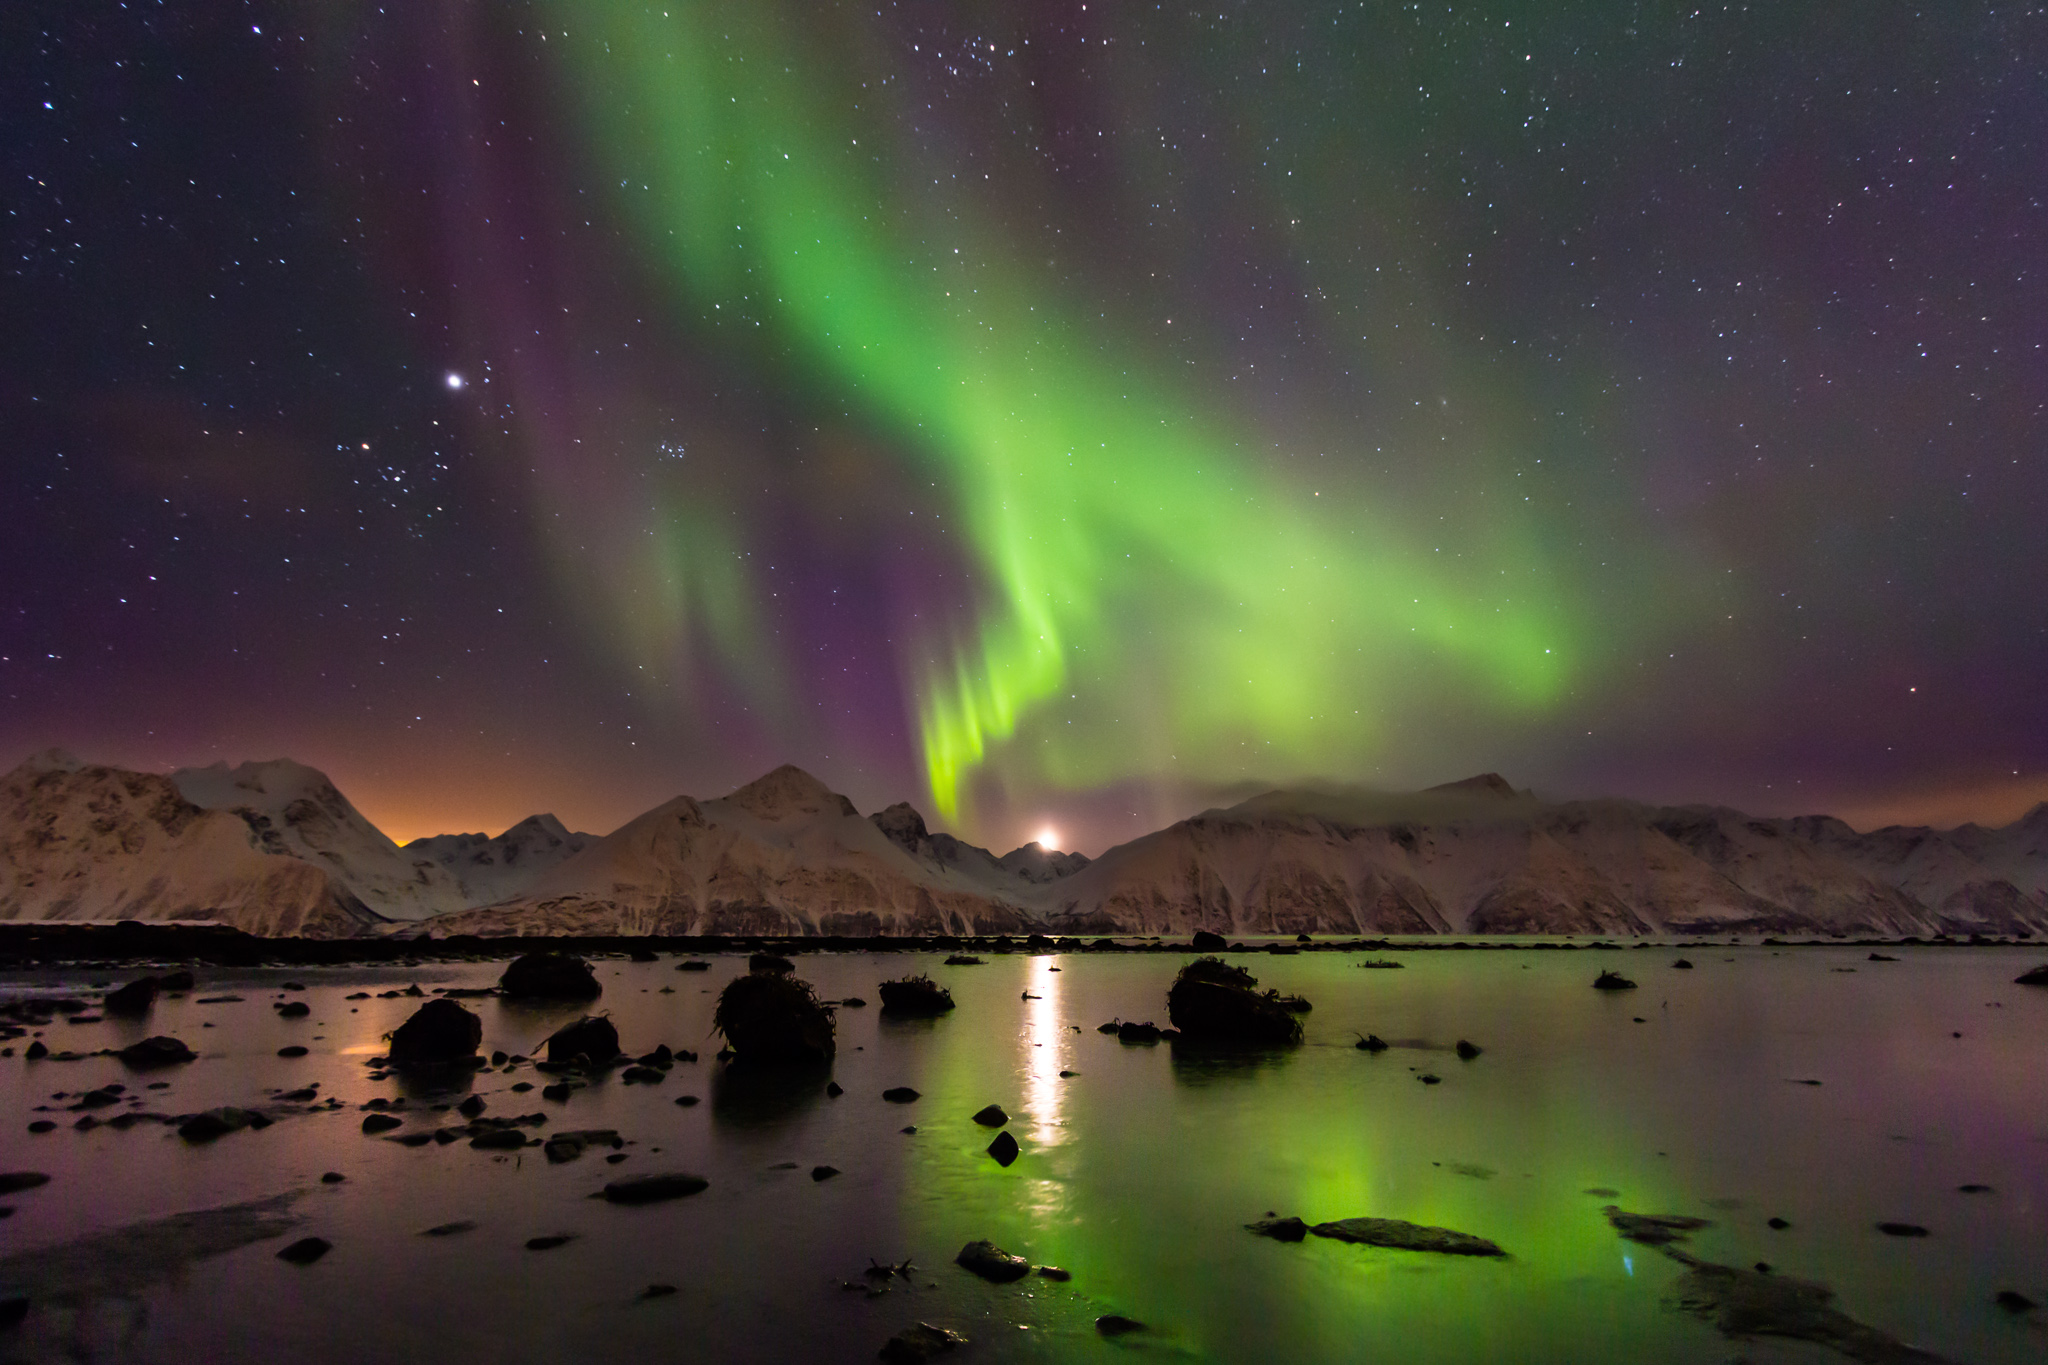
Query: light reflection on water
0,948,2040,1365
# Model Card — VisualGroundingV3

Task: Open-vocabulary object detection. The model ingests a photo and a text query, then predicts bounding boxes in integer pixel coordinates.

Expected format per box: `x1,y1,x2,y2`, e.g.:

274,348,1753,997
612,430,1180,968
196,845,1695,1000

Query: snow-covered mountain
1031,778,2048,938
426,765,1050,936
0,751,377,935
4,751,2043,938
404,815,596,908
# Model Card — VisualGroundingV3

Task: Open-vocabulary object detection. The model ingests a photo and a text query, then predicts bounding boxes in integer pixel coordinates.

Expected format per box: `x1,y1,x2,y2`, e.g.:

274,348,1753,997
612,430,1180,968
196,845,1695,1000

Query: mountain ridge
2,752,2043,939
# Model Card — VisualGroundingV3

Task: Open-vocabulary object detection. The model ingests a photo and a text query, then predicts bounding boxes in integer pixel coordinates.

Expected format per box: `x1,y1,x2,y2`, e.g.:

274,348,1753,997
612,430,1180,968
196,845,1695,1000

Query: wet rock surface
1593,971,1638,990
1166,958,1303,1045
1246,1216,1308,1242
1664,1250,1952,1364
118,1036,195,1069
600,1172,709,1204
544,1015,621,1067
1309,1217,1507,1257
387,999,482,1069
955,1240,1031,1283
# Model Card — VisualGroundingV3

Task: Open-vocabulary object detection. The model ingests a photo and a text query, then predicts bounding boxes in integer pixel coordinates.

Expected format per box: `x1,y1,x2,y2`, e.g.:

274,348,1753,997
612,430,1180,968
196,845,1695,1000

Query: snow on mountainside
171,759,469,921
404,815,596,908
4,751,2043,939
0,751,377,935
1031,783,2048,938
428,765,1050,936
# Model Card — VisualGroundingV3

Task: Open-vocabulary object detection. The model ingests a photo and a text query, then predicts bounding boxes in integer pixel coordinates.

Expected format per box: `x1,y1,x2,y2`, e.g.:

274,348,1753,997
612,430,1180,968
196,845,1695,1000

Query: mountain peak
721,764,858,821
1425,773,1524,800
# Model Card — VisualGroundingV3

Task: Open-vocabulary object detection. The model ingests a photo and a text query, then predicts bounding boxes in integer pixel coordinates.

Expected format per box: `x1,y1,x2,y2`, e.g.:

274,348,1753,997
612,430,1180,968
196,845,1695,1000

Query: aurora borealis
4,2,2044,849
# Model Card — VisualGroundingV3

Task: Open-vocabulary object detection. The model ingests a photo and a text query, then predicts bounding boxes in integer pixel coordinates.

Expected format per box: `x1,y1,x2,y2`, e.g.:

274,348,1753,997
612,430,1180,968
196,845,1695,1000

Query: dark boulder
277,1237,331,1265
276,1001,311,1018
1592,971,1638,991
882,1087,921,1103
1190,930,1227,952
601,1172,709,1204
119,1036,195,1069
748,953,795,974
629,947,659,963
1354,1034,1390,1053
1672,959,1694,969
713,974,835,1064
544,1015,621,1067
1604,1206,1713,1246
103,977,160,1016
987,1131,1019,1167
360,1114,403,1135
1875,1222,1929,1238
180,1108,259,1142
499,952,603,1000
971,1104,1008,1127
811,1165,840,1182
1117,1021,1163,1043
1455,1040,1483,1060
943,954,985,966
878,974,955,1017
1165,958,1303,1045
1096,1315,1145,1337
677,960,711,972
2014,964,2048,986
955,1240,1031,1283
0,1173,50,1195
157,970,195,992
387,999,482,1070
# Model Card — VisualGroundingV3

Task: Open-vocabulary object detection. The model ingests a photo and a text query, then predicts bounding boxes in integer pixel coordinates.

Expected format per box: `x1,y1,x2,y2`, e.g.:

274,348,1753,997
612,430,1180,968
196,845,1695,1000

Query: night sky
4,2,2044,852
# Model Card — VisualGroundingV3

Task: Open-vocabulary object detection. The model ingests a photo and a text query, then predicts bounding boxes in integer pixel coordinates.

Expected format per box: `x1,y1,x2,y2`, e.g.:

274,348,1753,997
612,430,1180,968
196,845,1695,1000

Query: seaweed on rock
713,973,836,1064
878,974,955,1017
1166,958,1304,1045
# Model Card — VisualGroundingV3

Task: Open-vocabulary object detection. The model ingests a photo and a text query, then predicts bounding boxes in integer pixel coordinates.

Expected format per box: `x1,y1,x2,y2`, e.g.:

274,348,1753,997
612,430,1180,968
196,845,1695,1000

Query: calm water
0,946,2043,1364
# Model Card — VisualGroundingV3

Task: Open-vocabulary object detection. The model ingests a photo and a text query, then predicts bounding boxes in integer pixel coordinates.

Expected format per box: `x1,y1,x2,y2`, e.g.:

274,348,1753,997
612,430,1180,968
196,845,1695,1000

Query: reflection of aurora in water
3,951,2039,1362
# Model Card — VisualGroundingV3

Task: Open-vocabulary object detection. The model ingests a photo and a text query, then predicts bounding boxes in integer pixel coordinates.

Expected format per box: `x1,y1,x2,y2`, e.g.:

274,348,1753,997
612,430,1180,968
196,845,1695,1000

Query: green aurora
545,2,1612,825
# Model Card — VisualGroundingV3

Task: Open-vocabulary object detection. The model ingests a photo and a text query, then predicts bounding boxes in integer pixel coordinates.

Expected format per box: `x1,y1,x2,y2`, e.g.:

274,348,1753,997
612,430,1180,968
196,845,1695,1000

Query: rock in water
180,1108,258,1143
601,1173,709,1204
1165,958,1303,1045
386,999,482,1070
1309,1217,1507,1257
1245,1216,1308,1242
1096,1316,1145,1337
1664,1251,1955,1363
544,1016,621,1067
118,1036,195,1069
748,953,795,974
879,1322,967,1363
103,977,160,1016
1191,930,1227,951
1603,1206,1714,1246
713,974,835,1064
2013,964,2048,986
276,1237,331,1265
986,1131,1019,1167
1116,1021,1163,1043
0,1174,50,1196
1876,1222,1930,1238
1593,970,1638,991
1355,1034,1389,1053
971,1104,1009,1127
499,952,602,1000
1455,1039,1483,1060
882,1087,920,1103
955,1240,1031,1283
877,974,955,1017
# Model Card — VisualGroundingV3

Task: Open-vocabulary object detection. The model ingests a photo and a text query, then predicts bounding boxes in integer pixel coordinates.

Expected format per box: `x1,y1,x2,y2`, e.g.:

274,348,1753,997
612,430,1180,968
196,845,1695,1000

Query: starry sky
4,1,2044,851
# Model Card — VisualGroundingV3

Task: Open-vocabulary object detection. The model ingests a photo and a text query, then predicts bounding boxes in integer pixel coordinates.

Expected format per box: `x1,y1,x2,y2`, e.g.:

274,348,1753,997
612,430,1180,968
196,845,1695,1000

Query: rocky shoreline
0,920,2037,969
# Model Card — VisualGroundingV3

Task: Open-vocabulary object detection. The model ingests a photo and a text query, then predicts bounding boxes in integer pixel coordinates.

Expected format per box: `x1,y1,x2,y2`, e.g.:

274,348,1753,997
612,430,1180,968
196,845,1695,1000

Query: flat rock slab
1606,1206,1714,1246
601,1173,708,1204
1310,1217,1506,1257
955,1240,1031,1282
0,1192,300,1304
1665,1250,1953,1364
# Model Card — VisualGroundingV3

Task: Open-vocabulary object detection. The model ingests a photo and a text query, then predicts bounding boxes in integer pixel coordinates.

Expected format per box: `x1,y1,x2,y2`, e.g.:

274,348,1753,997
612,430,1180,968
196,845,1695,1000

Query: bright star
445,372,466,390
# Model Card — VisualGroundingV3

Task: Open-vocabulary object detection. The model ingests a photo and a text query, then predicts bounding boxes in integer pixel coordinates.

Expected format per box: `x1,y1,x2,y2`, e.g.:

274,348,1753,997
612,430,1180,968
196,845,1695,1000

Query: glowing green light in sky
550,2,1588,822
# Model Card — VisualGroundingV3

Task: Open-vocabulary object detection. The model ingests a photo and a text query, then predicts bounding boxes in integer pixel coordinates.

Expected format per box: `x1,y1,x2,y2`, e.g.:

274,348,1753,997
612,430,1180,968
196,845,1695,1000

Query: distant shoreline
0,921,2034,969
